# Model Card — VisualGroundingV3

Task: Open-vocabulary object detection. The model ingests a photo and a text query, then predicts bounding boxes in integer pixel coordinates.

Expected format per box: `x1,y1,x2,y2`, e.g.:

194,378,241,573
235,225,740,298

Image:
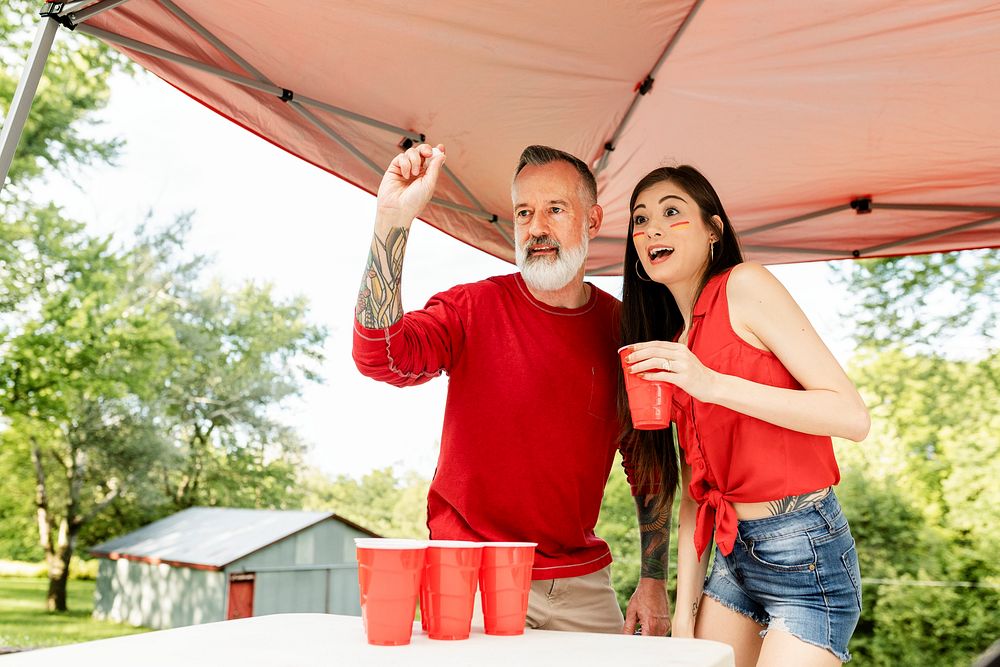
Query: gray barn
90,507,378,629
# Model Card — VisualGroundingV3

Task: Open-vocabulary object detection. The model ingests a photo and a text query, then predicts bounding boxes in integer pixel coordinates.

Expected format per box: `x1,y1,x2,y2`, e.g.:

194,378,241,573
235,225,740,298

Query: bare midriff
731,487,831,521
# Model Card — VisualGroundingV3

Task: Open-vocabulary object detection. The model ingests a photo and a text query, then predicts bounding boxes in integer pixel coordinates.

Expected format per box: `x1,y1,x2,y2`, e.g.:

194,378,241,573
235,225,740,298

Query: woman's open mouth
648,245,674,264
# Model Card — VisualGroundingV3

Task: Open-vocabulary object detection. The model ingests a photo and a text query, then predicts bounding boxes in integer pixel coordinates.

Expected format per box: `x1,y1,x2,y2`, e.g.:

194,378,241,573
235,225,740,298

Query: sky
30,68,857,480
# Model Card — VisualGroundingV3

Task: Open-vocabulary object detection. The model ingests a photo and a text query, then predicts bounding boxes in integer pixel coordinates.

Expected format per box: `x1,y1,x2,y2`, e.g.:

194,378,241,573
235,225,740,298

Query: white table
0,613,734,666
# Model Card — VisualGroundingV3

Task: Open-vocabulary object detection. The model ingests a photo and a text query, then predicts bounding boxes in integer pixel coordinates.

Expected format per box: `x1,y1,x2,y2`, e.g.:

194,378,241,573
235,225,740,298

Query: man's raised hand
377,143,447,225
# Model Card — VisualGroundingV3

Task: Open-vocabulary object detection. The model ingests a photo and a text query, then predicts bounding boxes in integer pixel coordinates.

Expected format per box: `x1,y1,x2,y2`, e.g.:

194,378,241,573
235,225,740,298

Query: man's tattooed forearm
637,494,672,580
356,226,409,329
765,488,830,516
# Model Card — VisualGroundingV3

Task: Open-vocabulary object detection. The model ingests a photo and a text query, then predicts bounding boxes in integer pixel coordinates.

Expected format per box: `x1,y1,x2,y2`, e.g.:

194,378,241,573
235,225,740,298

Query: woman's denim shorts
703,491,862,662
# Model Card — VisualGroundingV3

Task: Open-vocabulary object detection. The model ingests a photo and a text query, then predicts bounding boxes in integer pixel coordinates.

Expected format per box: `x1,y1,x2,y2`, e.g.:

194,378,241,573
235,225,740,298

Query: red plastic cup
355,538,426,646
619,347,672,430
419,579,429,632
478,542,536,636
421,541,483,640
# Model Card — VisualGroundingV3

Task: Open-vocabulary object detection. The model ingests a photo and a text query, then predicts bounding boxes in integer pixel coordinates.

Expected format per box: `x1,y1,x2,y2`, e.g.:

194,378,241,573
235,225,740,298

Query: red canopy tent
3,0,999,272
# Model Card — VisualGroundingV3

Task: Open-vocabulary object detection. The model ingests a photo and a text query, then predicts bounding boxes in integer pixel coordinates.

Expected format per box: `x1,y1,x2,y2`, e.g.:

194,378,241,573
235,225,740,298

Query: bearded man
352,144,671,635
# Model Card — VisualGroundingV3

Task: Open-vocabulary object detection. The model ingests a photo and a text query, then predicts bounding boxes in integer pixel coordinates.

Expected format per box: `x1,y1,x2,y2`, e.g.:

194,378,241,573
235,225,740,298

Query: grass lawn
0,576,149,651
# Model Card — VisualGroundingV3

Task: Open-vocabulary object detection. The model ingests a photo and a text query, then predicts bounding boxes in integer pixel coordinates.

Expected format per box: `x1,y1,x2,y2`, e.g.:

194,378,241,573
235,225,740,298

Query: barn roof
89,507,379,570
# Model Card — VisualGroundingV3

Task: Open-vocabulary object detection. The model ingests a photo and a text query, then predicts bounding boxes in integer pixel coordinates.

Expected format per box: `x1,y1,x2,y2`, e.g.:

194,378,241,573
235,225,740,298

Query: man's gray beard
515,232,589,292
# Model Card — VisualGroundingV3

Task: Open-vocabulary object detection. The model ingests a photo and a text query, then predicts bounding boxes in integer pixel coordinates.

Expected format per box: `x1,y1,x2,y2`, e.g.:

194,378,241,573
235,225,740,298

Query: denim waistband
734,490,844,540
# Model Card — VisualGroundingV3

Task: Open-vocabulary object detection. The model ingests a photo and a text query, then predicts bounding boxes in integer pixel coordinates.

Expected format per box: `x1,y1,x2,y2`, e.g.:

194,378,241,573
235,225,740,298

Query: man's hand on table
623,577,671,636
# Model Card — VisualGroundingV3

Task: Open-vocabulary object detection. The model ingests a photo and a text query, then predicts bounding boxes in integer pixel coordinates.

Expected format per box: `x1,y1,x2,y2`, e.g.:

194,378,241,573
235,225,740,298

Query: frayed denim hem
760,621,852,663
702,589,768,627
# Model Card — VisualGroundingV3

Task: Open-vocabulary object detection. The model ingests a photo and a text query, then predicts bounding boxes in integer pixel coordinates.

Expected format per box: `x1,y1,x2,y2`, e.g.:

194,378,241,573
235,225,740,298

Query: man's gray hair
513,145,598,206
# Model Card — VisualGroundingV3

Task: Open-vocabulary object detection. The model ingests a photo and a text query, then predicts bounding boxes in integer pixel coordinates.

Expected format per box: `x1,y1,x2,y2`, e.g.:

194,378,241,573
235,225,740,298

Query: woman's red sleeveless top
673,266,840,558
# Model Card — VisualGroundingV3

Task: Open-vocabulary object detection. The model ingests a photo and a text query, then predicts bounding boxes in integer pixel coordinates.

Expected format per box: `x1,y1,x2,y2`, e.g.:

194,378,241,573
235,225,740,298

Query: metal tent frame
1,0,514,247
2,1,998,271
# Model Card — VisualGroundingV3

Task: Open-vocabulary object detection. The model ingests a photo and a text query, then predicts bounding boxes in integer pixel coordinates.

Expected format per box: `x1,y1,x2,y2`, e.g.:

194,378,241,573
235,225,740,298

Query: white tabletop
1,613,734,666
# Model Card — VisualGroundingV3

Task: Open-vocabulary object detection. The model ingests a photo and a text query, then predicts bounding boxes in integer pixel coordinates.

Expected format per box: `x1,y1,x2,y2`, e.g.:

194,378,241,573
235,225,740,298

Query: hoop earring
635,259,653,282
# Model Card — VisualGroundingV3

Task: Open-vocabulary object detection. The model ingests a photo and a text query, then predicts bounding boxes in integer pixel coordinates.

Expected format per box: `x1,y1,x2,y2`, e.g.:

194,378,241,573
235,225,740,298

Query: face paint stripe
669,221,691,230
631,231,645,238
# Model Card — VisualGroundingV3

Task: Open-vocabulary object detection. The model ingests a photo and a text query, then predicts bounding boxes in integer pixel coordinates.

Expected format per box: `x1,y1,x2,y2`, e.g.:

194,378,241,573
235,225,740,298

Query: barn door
227,573,255,620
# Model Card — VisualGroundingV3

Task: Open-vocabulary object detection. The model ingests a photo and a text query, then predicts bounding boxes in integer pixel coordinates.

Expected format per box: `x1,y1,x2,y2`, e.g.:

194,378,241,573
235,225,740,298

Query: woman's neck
667,276,701,330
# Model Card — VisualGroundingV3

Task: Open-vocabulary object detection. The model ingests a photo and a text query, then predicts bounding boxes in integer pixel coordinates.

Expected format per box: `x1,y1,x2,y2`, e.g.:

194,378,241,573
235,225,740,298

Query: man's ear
587,204,604,239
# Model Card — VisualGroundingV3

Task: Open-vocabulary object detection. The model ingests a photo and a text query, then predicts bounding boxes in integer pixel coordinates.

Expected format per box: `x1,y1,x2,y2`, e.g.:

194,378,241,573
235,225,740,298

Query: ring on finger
663,359,672,372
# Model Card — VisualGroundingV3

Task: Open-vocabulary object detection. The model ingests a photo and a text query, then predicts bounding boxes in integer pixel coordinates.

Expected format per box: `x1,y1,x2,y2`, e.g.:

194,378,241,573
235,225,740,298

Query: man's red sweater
353,273,645,580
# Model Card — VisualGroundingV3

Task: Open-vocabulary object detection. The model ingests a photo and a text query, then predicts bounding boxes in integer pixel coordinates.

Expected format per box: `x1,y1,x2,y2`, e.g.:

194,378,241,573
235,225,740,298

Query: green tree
596,454,681,613
302,467,430,538
864,581,1000,667
0,432,41,561
829,249,999,664
153,277,326,511
1,0,127,202
2,3,331,613
596,457,641,611
0,214,177,611
834,250,998,353
835,347,999,664
0,211,329,610
2,1,140,587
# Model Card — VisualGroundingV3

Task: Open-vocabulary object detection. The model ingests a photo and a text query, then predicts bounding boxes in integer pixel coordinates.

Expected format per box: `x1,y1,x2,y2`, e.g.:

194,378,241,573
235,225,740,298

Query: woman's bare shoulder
727,262,790,304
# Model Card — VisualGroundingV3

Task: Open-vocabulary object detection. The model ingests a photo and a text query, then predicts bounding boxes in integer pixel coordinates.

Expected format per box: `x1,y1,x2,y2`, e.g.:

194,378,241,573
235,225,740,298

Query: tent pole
161,0,506,243
857,214,1000,256
159,0,513,239
594,0,705,172
740,204,851,238
740,202,1000,239
440,163,514,246
289,104,505,225
742,244,854,257
157,0,421,142
61,0,133,25
76,4,512,243
874,203,1000,215
0,15,60,192
54,1,97,15
75,24,287,96
287,100,384,174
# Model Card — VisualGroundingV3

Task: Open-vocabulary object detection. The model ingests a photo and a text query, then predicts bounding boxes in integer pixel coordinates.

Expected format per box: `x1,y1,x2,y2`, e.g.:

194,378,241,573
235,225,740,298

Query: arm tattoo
355,226,409,329
636,494,672,580
765,488,830,516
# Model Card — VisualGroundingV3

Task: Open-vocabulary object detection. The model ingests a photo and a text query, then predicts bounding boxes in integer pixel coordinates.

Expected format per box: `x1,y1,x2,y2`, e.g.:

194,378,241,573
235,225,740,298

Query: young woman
618,166,870,666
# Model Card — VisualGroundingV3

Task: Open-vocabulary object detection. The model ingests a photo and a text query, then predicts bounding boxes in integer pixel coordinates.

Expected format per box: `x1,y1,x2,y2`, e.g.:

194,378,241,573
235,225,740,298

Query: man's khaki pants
472,564,624,634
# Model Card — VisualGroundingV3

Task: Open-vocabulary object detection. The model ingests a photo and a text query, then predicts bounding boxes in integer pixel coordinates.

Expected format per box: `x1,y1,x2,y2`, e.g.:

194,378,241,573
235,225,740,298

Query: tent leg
0,15,60,192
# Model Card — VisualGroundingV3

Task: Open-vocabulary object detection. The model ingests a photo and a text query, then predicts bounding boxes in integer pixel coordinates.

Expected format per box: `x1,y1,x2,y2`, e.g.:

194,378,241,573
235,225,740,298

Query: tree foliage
595,454,682,613
0,215,327,610
833,250,1000,665
301,467,430,539
1,0,130,202
0,206,179,609
3,3,996,661
834,249,998,353
152,266,326,511
2,1,329,613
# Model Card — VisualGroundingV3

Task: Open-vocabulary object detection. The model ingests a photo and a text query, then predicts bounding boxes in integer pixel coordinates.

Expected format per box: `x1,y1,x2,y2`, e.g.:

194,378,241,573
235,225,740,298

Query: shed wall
228,519,369,616
93,557,225,629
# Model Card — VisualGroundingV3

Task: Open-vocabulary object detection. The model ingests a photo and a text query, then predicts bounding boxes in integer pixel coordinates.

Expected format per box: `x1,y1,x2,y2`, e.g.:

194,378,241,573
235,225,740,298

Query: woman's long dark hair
618,165,744,508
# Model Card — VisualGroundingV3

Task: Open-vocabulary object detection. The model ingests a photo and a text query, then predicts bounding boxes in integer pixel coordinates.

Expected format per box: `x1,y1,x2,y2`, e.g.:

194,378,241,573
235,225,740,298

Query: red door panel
227,574,255,620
